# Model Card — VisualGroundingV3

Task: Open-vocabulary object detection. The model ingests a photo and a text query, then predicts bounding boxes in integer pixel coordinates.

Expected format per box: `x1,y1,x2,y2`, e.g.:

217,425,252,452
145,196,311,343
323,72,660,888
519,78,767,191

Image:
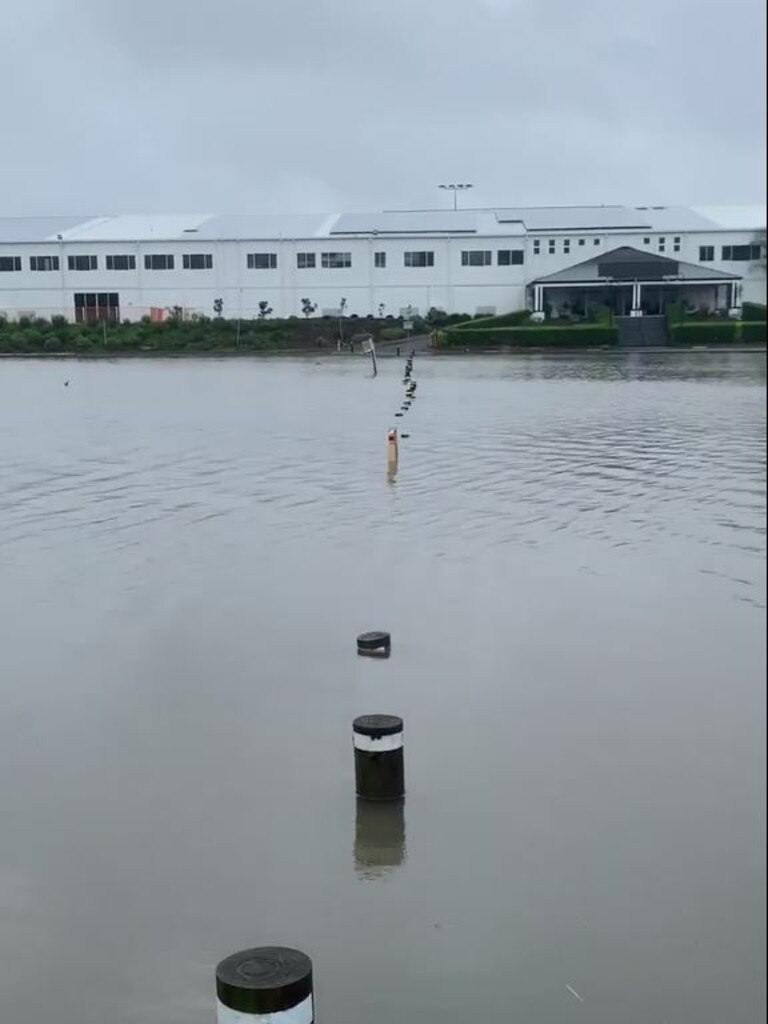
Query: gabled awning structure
528,246,741,316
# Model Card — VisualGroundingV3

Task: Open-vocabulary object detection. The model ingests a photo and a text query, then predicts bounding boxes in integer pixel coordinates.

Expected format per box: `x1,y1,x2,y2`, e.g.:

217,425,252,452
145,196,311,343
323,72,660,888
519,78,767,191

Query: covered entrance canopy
529,246,742,319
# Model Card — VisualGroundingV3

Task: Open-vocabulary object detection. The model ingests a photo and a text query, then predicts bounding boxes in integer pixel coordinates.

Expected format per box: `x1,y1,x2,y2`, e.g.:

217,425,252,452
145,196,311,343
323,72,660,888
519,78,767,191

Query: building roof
531,246,741,285
0,205,763,243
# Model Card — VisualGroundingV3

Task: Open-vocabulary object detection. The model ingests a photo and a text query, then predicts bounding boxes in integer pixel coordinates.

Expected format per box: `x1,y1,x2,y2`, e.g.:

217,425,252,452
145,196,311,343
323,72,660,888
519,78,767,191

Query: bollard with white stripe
216,946,314,1023
353,714,405,802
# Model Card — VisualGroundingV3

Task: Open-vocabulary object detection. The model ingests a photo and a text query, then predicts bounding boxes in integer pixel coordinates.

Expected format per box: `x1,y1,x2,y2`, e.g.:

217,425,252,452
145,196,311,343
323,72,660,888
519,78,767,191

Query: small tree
258,301,273,319
213,297,224,317
301,297,317,319
337,297,348,350
377,302,386,318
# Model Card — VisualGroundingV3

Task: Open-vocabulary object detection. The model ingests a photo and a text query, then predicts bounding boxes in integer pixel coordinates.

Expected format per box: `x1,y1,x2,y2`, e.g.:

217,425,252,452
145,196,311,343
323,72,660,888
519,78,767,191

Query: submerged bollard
386,428,398,474
216,946,314,1023
354,714,405,801
356,630,391,658
354,797,406,878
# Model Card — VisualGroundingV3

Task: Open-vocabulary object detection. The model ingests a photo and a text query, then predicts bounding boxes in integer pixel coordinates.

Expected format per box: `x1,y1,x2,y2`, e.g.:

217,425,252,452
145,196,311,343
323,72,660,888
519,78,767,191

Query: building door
74,292,120,323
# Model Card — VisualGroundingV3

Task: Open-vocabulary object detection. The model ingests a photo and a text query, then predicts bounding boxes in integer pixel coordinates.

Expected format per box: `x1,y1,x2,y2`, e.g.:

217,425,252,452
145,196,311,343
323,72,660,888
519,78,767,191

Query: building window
374,251,386,268
699,246,714,262
563,239,571,254
29,255,60,271
0,255,21,272
182,253,213,269
297,252,316,269
497,249,524,265
67,254,98,271
593,237,600,245
106,254,136,271
321,251,352,268
74,292,119,323
461,250,492,266
548,240,556,254
578,238,585,246
533,240,541,255
404,251,434,268
643,237,651,245
722,244,762,261
144,254,175,270
673,236,681,252
247,253,277,269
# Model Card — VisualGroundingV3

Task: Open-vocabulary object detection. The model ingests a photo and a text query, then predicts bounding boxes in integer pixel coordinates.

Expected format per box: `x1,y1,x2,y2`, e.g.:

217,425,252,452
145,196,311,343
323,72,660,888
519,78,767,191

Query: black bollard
357,630,391,658
215,946,314,1022
353,714,405,801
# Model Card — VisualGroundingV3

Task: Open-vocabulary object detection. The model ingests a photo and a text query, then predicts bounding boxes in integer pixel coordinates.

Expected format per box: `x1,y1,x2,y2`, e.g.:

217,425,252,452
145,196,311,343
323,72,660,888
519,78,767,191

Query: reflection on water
0,351,765,1024
354,799,406,879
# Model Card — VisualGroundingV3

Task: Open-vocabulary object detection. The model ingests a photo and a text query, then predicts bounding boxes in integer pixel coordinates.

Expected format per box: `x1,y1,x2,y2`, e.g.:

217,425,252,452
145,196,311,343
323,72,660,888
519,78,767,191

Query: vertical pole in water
353,714,405,801
216,947,315,1023
386,428,398,477
363,337,377,376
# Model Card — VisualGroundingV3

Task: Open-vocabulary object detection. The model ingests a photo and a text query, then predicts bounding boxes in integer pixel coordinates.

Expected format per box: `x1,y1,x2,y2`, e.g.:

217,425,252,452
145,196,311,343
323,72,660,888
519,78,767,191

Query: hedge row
0,314,404,354
441,325,619,348
459,310,534,329
741,302,767,322
668,321,766,345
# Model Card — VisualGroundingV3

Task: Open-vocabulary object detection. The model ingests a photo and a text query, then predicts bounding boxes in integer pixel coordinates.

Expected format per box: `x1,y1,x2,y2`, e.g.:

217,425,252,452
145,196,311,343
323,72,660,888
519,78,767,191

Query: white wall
0,228,764,321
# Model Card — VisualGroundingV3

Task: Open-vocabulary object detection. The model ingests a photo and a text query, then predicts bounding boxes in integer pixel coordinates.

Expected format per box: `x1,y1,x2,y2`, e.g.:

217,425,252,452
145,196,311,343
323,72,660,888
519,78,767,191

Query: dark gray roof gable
531,246,740,284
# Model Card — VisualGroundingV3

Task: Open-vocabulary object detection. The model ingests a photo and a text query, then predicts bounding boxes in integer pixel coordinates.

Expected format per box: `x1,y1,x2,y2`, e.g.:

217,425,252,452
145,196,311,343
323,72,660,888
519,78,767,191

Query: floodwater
0,352,765,1024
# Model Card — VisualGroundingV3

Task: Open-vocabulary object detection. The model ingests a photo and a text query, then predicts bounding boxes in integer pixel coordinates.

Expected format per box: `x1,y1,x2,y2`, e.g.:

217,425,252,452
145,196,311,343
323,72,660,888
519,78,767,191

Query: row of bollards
215,358,421,1019
215,634,404,1020
389,352,418,480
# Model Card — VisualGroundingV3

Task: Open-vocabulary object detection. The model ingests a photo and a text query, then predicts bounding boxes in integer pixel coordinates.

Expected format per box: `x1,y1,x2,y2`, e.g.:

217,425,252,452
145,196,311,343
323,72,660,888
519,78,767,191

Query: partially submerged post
354,797,406,878
357,630,391,658
361,336,377,376
353,714,405,801
215,946,314,1023
386,427,398,476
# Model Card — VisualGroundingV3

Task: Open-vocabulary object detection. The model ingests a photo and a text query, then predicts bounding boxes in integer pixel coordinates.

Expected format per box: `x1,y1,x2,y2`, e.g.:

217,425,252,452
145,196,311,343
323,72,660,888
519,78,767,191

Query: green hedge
442,325,619,348
741,321,766,343
667,321,762,345
742,302,767,322
0,315,407,354
457,310,533,329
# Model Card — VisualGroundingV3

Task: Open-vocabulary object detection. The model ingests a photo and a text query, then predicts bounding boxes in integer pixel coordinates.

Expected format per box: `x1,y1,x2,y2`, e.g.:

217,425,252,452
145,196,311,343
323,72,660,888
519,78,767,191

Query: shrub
741,322,766,343
742,302,767,322
379,326,406,340
442,325,619,348
668,322,739,345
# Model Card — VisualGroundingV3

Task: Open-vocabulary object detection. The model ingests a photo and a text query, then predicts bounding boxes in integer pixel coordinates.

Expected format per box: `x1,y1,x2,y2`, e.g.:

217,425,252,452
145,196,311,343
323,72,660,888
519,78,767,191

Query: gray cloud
1,0,765,215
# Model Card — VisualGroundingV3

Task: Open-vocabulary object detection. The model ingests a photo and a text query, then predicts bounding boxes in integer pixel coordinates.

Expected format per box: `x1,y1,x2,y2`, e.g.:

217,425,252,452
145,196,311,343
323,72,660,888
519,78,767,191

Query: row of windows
641,236,682,253
718,244,762,262
534,238,601,255
1,243,762,275
0,249,525,272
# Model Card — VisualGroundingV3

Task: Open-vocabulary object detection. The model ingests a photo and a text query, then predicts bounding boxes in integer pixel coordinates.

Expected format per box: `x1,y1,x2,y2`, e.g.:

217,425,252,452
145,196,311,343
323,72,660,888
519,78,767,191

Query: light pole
438,183,474,210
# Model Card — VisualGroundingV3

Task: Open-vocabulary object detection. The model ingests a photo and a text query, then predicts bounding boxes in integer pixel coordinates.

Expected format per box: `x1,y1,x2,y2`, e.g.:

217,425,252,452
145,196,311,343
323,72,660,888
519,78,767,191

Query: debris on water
565,984,584,1003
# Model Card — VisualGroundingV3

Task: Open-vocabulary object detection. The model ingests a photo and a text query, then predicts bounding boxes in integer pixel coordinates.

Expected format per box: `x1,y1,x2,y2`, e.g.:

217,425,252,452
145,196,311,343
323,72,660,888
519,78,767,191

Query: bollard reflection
354,798,406,879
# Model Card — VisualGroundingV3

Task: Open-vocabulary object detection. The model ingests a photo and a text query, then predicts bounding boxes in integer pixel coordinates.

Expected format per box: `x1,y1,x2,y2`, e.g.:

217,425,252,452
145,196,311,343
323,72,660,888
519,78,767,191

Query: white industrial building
0,205,764,324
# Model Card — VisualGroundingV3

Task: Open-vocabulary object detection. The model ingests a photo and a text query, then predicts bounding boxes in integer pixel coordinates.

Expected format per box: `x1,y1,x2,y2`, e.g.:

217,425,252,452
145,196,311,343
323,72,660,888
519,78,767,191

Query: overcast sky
1,0,765,215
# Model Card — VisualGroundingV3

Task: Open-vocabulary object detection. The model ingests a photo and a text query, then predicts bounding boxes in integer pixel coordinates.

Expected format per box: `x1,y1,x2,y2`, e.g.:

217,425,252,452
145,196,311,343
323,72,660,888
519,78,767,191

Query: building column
531,284,545,322
630,280,643,317
728,280,742,318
